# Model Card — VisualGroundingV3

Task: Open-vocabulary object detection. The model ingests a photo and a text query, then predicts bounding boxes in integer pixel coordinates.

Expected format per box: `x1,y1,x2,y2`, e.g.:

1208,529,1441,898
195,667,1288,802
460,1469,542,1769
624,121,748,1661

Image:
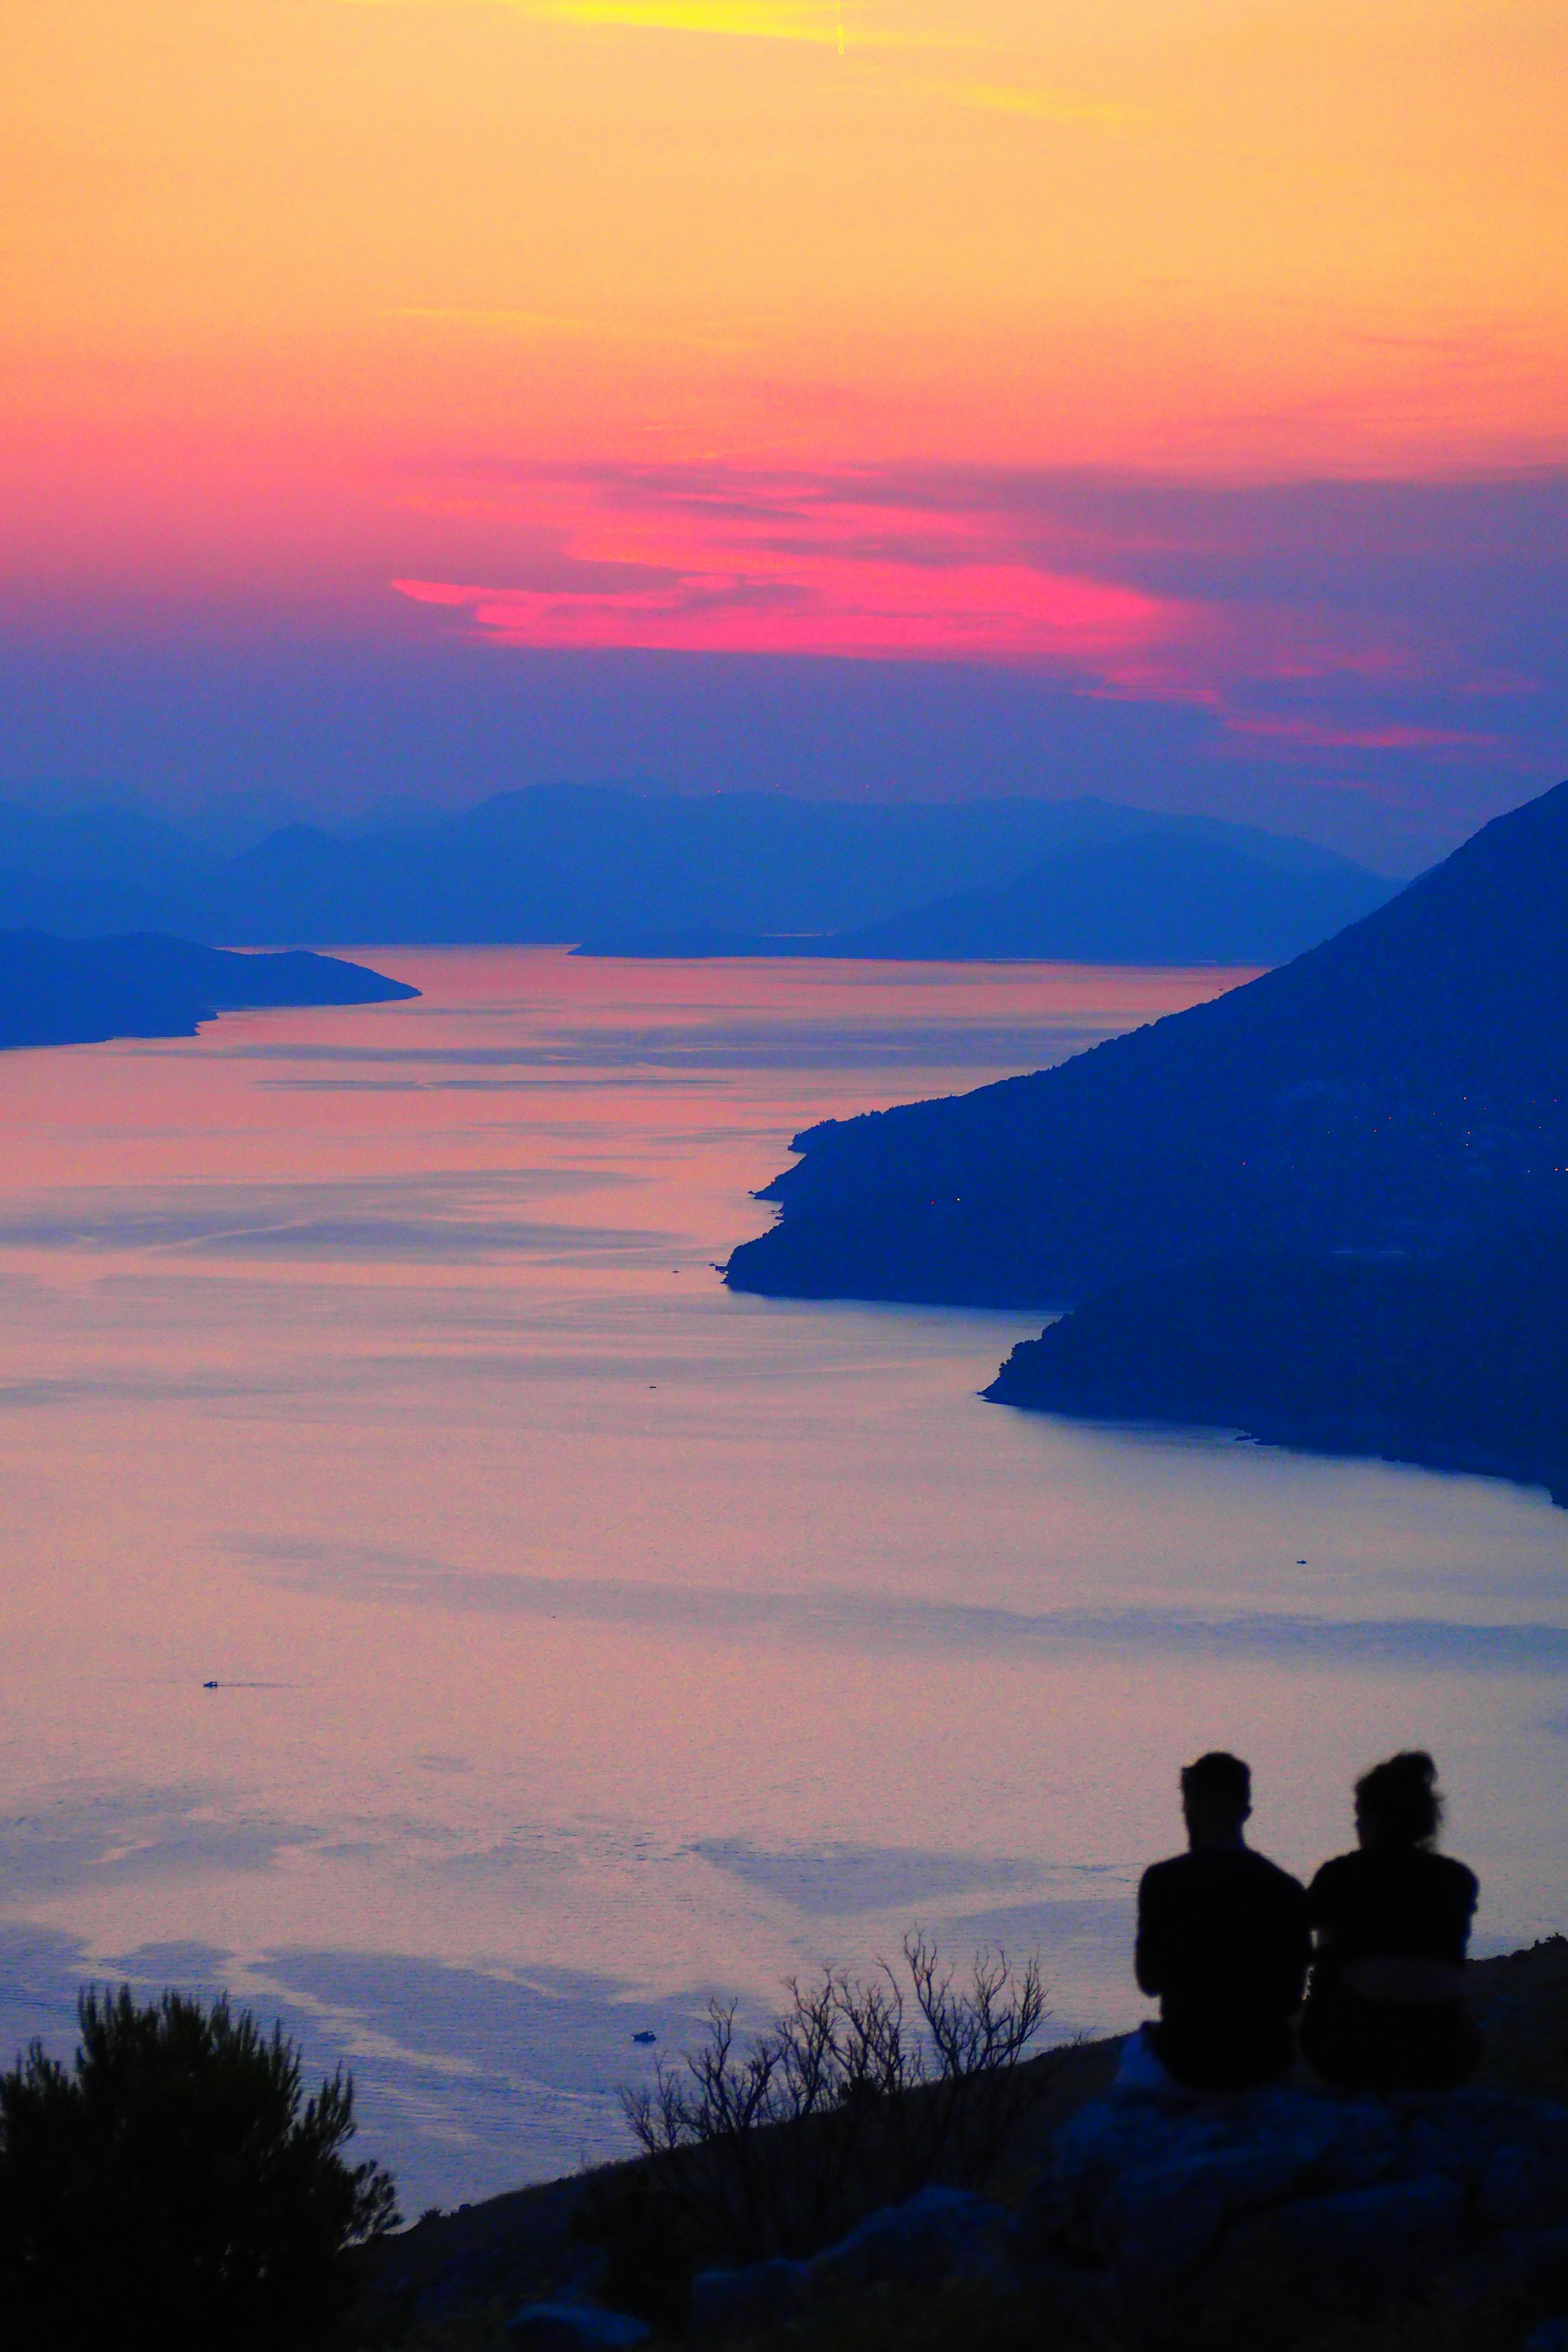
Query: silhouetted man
1120,1751,1310,2096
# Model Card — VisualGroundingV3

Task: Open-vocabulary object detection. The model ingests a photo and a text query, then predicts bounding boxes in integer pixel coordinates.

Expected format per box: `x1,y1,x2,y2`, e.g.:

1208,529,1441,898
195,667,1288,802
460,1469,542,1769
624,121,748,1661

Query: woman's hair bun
1355,1749,1442,1845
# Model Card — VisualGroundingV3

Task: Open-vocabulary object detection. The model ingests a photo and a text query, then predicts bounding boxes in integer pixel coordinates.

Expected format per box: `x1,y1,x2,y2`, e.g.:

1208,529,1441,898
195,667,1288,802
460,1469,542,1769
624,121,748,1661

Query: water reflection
0,949,1562,2209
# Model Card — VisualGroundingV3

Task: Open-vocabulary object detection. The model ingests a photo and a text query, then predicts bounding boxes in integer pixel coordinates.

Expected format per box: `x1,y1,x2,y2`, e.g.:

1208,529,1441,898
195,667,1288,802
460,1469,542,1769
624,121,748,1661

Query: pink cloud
388,461,1545,767
1221,716,1500,753
392,470,1187,669
394,557,1167,664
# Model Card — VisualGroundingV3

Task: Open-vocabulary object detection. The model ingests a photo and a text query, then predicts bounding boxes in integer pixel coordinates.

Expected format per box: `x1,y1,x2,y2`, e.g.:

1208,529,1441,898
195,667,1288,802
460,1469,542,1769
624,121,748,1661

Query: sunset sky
2,0,1564,862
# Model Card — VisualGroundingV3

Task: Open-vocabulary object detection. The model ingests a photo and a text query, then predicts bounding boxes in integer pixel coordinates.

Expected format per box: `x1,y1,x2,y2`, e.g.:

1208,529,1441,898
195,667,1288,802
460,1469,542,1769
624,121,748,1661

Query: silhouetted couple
1123,1748,1481,2098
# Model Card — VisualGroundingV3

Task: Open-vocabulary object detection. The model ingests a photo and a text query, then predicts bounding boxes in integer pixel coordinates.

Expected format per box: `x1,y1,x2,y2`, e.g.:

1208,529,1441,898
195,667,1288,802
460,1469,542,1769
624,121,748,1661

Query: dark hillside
725,780,1568,1306
985,1229,1568,1503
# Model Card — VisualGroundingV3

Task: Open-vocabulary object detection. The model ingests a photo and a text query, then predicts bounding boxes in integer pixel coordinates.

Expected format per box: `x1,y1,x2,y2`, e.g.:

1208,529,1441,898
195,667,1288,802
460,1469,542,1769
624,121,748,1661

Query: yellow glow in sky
357,0,851,42
1,0,1564,606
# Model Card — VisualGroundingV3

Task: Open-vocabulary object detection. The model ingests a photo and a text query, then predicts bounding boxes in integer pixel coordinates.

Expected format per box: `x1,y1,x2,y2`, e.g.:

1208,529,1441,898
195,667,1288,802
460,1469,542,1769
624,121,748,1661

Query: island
0,931,419,1053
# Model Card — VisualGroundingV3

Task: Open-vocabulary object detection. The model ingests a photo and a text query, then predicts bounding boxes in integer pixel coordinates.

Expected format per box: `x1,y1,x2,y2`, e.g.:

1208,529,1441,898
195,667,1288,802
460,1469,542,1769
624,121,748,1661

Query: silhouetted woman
1300,1751,1481,2092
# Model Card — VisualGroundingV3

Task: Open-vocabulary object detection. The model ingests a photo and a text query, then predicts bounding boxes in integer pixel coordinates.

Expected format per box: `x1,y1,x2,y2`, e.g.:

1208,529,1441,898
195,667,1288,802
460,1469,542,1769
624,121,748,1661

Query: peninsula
724,779,1568,1309
725,778,1568,1497
984,1230,1568,1505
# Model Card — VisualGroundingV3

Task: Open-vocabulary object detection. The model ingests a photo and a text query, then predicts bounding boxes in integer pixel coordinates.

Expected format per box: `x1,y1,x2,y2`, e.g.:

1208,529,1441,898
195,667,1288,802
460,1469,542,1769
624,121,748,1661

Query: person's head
1354,1751,1442,1851
1180,1751,1252,1849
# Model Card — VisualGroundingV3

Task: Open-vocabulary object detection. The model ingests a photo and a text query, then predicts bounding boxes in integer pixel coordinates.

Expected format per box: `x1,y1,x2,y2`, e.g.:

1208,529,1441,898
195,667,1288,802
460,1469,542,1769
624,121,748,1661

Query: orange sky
7,2,1564,480
1,0,1564,845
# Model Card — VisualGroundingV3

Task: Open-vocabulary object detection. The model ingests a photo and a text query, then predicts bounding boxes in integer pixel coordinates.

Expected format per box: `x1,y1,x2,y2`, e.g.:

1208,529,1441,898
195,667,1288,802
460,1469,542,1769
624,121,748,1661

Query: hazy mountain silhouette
0,803,216,937
824,833,1393,962
0,787,1392,958
0,933,418,1052
575,833,1393,964
724,779,1568,1307
984,1229,1568,1505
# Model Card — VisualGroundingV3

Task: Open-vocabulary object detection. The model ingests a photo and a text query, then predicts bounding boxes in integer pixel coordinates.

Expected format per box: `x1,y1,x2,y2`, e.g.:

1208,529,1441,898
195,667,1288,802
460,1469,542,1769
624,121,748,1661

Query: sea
0,946,1563,2212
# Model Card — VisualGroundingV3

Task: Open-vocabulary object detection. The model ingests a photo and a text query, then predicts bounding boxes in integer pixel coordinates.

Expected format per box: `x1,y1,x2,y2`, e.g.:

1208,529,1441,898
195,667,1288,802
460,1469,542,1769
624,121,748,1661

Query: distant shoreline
989,1386,1568,1510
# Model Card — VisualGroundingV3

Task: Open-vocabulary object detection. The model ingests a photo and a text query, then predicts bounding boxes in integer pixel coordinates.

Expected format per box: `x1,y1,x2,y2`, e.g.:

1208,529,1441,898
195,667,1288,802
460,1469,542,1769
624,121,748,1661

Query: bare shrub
620,1933,1048,2267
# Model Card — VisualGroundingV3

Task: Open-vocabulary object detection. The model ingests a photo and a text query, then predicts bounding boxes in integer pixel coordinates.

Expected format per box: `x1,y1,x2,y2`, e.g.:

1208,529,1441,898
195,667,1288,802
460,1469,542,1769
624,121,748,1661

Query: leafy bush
0,1984,398,2352
620,1934,1048,2271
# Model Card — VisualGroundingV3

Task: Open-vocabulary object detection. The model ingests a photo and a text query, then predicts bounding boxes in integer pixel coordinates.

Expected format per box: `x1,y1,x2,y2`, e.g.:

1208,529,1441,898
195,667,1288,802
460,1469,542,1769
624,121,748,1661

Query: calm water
0,947,1564,2209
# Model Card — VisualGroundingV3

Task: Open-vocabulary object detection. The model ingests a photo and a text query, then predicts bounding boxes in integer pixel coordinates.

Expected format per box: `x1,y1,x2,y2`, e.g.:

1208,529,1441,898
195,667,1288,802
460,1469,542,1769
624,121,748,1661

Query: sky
1,0,1564,866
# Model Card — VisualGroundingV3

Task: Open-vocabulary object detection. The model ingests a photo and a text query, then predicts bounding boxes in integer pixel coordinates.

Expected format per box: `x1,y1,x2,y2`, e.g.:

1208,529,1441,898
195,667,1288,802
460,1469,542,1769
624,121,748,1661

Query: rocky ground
355,1938,1568,2352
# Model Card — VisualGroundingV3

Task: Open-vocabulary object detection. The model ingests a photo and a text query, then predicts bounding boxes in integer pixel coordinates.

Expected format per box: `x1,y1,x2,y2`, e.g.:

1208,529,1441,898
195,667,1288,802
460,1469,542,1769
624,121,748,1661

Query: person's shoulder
1424,1849,1479,1901
1243,1847,1307,1900
1306,1849,1360,1902
1139,1853,1193,1895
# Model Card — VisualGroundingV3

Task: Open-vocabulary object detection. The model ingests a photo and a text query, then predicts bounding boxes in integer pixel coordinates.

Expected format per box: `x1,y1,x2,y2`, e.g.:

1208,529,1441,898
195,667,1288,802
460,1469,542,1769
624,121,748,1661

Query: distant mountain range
0,787,1395,964
573,832,1394,966
0,933,417,1053
725,779,1568,1308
